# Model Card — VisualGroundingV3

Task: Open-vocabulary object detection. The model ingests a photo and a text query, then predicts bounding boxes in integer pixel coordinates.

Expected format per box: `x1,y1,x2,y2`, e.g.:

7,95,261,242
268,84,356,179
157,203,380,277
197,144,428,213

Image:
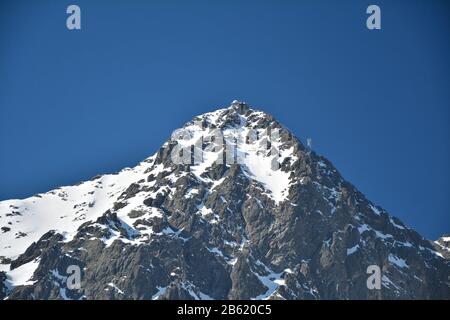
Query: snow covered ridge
170,100,298,203
0,161,152,263
169,100,299,173
170,117,285,169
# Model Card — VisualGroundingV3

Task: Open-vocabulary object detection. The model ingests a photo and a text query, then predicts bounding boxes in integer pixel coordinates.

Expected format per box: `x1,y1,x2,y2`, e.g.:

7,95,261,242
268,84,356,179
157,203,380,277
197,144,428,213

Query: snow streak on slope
0,161,152,263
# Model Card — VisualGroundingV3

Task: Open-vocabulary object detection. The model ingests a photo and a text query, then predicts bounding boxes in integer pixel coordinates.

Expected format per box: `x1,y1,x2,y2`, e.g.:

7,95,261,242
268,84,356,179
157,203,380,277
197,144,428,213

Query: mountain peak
1,101,449,300
230,99,250,111
187,101,279,135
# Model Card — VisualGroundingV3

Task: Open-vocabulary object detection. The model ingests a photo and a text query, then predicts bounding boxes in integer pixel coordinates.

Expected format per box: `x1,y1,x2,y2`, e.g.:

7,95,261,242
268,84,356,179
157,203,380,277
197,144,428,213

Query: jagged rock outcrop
434,235,450,260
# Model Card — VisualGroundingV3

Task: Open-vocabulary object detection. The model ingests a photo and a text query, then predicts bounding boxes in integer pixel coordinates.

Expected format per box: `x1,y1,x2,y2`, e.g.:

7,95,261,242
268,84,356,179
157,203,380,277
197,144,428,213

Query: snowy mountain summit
1,101,449,299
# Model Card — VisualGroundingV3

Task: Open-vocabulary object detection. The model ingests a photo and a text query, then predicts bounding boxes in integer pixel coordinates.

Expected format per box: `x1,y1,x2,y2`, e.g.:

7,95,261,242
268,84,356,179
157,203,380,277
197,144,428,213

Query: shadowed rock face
1,101,449,300
0,272,6,299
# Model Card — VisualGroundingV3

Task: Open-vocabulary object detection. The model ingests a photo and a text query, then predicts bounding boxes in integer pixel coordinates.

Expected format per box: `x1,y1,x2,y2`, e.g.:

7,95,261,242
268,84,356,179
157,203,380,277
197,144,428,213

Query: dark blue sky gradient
0,0,449,239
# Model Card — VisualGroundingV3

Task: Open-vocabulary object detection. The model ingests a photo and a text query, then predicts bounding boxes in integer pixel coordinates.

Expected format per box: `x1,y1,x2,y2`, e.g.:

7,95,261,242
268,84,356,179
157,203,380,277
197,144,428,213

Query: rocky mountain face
434,236,450,260
0,101,449,300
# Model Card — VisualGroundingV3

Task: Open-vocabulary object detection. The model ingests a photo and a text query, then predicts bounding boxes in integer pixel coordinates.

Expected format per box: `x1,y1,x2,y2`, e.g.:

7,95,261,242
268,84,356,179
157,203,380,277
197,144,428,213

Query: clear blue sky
0,0,449,239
